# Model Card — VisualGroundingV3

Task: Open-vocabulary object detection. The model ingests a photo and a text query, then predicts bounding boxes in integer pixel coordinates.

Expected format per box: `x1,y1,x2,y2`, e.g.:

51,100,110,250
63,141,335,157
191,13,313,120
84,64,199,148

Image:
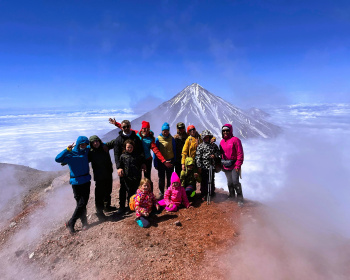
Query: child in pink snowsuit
158,172,191,212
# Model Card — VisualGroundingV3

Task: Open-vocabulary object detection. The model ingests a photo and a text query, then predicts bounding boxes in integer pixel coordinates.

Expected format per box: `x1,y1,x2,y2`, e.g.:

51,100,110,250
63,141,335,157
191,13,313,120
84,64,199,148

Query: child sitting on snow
158,172,192,212
134,178,160,228
180,157,201,199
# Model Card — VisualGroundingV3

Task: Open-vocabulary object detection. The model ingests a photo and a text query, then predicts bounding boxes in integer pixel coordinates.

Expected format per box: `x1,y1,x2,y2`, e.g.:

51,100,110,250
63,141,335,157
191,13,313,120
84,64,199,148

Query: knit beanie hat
187,125,195,133
141,121,150,129
170,172,181,185
162,122,170,131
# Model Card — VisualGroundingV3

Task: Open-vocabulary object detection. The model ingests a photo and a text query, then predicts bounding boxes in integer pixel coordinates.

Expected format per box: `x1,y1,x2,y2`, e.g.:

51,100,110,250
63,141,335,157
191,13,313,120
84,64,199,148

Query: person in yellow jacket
181,125,202,171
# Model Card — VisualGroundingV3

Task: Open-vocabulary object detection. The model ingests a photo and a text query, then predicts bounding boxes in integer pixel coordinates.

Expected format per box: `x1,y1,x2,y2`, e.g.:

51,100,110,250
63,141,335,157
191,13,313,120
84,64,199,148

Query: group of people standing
55,119,244,233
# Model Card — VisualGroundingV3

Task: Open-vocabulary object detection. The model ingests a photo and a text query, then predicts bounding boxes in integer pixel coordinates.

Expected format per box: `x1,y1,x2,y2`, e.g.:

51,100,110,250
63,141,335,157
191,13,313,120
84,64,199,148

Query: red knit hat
141,121,150,129
187,125,195,133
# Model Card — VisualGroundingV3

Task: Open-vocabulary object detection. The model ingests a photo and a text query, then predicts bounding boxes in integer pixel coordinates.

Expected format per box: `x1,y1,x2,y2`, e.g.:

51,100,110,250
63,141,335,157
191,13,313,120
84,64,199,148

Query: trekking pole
207,165,213,205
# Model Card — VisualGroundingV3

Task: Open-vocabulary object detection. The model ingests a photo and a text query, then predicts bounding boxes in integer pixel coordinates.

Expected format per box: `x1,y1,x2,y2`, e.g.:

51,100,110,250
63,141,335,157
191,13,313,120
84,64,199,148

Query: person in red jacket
219,124,244,206
136,121,172,181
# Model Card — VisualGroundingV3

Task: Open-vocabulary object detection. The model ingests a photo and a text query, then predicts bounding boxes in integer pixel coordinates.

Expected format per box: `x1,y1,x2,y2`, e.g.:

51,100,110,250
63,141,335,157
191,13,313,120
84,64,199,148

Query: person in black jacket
113,120,145,213
88,135,116,221
119,139,144,212
173,122,187,177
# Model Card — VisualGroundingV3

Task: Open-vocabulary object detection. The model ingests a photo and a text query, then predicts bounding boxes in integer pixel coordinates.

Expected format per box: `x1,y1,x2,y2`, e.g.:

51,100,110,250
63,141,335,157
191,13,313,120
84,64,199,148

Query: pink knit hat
170,172,181,184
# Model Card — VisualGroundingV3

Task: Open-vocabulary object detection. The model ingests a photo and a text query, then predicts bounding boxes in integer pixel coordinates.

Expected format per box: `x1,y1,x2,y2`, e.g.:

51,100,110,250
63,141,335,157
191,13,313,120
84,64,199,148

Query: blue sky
1,0,349,112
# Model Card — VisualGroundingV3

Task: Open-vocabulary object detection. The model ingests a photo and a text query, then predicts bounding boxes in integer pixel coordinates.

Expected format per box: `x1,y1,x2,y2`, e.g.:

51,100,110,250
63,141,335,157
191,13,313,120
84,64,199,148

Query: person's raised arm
55,142,74,163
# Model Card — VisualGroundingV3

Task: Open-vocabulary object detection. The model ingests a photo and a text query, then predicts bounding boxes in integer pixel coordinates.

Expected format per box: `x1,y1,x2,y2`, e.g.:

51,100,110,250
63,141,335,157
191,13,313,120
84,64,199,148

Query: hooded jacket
55,136,91,185
88,135,113,181
180,157,201,187
164,173,190,208
181,132,202,165
195,130,221,170
219,124,244,170
134,188,158,218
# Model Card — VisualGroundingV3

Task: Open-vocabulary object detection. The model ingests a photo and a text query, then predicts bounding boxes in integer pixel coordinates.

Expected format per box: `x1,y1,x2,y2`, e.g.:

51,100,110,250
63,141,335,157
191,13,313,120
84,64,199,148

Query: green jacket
180,157,201,187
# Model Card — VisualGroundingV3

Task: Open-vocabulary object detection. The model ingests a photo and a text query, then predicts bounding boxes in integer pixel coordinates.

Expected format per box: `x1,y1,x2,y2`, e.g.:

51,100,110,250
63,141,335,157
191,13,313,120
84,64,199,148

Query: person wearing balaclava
154,122,176,198
55,136,91,234
219,124,244,206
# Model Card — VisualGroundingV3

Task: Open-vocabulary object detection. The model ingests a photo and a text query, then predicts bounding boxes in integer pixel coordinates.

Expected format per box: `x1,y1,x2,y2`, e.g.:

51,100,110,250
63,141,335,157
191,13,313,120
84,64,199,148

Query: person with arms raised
55,136,91,234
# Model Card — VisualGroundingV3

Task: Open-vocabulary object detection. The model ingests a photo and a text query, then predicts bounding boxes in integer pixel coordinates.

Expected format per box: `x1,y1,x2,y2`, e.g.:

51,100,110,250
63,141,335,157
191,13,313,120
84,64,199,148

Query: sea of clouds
0,108,136,171
0,103,350,278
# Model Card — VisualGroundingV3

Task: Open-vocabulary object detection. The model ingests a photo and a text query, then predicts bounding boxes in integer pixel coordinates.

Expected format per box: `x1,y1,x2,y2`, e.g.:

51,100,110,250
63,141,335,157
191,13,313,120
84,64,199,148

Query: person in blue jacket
55,136,91,234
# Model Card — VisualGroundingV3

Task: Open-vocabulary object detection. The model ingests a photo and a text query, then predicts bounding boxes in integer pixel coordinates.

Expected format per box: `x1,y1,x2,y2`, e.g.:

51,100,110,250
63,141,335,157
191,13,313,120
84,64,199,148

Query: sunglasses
122,125,130,129
222,130,230,132
189,128,196,131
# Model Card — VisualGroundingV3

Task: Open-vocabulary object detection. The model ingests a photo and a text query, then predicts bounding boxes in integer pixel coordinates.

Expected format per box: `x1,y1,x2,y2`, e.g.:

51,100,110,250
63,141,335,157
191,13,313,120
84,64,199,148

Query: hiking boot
65,221,75,234
116,207,126,215
124,207,132,214
104,205,117,212
96,212,107,221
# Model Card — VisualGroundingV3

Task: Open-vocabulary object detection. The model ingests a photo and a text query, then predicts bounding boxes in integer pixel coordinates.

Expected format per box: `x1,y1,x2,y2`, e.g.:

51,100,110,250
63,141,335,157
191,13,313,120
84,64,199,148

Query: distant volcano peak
103,83,281,141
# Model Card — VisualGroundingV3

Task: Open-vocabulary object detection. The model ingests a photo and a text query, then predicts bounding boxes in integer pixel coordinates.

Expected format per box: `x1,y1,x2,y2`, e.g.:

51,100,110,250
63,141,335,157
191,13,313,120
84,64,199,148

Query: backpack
129,194,137,211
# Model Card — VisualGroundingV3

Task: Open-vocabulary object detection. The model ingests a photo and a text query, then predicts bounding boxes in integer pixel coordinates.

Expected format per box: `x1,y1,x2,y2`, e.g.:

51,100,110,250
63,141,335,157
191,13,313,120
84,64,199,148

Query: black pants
95,175,113,213
158,161,174,195
70,181,91,226
144,158,153,180
119,177,140,209
174,162,182,178
200,167,215,196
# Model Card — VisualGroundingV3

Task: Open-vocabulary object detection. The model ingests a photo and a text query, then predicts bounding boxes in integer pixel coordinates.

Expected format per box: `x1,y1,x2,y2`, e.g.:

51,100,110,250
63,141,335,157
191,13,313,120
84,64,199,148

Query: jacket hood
222,124,233,138
73,136,89,152
89,135,101,143
185,157,195,167
89,135,102,149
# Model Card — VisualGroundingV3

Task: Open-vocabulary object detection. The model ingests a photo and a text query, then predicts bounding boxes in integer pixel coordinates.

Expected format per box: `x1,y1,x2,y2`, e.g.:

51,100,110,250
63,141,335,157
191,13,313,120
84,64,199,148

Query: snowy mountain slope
103,83,281,141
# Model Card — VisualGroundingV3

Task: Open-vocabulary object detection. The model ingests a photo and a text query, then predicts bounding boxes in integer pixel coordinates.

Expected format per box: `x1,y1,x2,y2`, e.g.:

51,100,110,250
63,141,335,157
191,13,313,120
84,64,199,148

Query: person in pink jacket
158,172,191,212
219,124,244,206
